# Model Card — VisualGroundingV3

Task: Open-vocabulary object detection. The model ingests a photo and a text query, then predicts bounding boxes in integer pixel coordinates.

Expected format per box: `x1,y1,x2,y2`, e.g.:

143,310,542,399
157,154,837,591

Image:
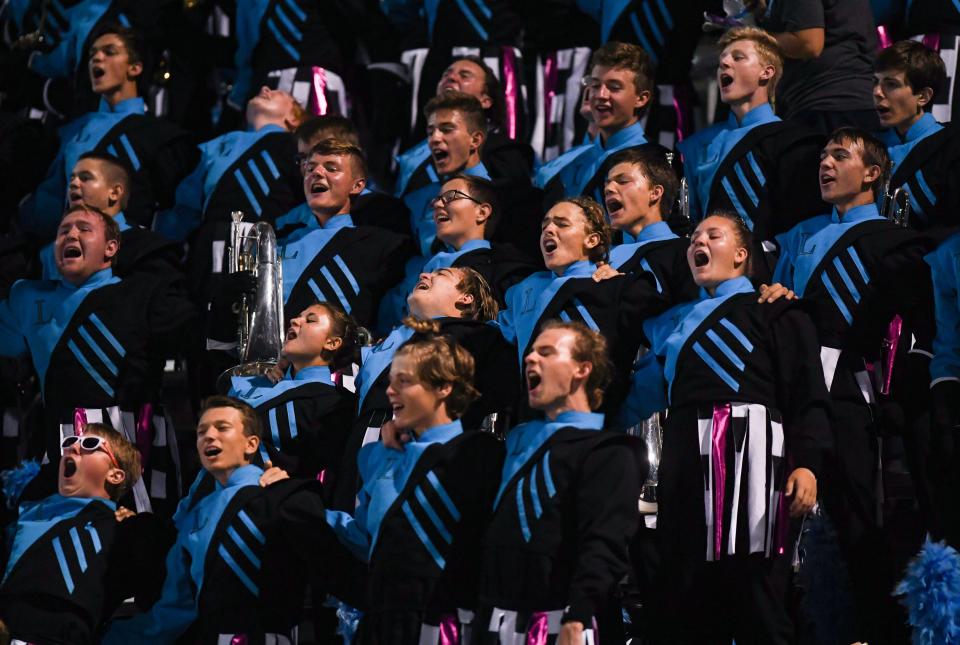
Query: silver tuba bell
881,186,912,228
666,152,692,231
217,211,285,392
627,346,663,513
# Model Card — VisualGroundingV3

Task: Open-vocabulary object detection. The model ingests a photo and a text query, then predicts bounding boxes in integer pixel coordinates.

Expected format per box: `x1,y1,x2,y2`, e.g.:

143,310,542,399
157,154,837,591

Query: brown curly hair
396,318,480,419
538,320,612,410
556,196,611,264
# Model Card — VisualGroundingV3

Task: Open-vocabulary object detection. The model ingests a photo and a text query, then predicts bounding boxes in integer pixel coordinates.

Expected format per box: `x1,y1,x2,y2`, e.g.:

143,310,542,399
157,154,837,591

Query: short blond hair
718,26,784,104
82,423,141,501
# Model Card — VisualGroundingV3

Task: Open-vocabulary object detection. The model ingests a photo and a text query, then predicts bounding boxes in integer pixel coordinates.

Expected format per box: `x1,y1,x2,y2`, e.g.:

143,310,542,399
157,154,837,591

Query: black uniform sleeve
769,302,834,478
620,270,671,341
145,275,199,357
105,513,178,612
277,486,367,607
563,442,640,625
769,128,828,237
144,125,200,212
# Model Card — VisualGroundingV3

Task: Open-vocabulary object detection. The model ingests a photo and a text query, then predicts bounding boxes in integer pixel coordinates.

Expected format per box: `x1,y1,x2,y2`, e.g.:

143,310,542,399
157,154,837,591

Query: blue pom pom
1,460,40,509
324,596,362,645
896,538,960,645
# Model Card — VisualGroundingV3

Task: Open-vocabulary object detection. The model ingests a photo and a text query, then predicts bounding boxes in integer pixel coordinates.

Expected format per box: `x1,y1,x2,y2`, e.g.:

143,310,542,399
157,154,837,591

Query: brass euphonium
217,211,285,392
882,185,912,228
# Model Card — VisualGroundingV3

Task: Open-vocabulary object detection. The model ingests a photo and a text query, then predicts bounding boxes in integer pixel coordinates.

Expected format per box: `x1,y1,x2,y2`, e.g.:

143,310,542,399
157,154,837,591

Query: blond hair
719,26,784,104
397,318,480,419
82,423,141,501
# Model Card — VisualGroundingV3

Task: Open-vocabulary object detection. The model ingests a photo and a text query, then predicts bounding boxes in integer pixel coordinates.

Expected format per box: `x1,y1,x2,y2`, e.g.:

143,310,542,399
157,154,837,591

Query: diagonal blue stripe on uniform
234,169,263,216
286,400,298,439
85,524,102,553
266,18,301,62
68,340,114,397
693,341,740,392
719,318,754,353
820,273,853,325
639,257,662,293
247,159,270,196
332,256,361,295
454,0,488,40
573,299,599,332
260,151,281,180
734,161,760,208
913,170,937,207
307,278,325,303
541,452,556,497
415,487,452,543
218,544,259,596
88,314,126,356
472,0,493,19
516,478,532,542
321,266,352,313
832,256,862,304
238,510,266,544
52,537,75,593
846,247,870,284
283,0,306,21
274,3,303,41
268,407,281,448
426,471,460,520
78,326,118,376
629,13,658,64
228,525,262,568
403,501,446,568
107,144,119,159
721,177,753,230
705,329,746,371
746,152,765,185
119,134,141,171
642,1,665,45
558,310,572,322
529,463,543,519
655,0,674,29
69,527,88,572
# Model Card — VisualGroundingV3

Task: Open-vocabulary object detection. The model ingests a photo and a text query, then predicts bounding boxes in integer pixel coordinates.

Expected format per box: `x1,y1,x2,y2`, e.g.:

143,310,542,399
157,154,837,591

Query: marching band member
678,26,826,278
772,127,936,644
497,197,667,421
20,24,196,236
874,40,960,235
40,153,181,280
326,320,505,643
395,56,535,199
626,212,831,643
279,139,411,331
477,321,641,644
0,205,195,515
0,424,161,645
228,302,359,494
403,92,492,257
337,267,517,511
103,396,347,644
379,173,538,331
601,146,699,305
535,42,653,206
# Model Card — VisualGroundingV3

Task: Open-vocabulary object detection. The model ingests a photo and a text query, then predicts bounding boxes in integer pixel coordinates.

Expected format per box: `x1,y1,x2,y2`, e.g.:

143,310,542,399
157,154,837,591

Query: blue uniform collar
833,202,881,224
462,161,489,179
450,238,491,253
250,122,286,135
558,259,596,278
699,275,755,300
548,410,604,429
414,419,463,444
293,364,332,382
622,220,676,245
322,213,355,230
97,96,145,114
113,212,131,232
886,112,941,145
598,120,646,150
214,464,264,492
60,267,115,291
731,102,775,128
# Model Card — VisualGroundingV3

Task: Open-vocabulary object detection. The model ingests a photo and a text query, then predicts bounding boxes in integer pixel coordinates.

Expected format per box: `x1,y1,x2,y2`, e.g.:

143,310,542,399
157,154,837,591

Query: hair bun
402,316,442,337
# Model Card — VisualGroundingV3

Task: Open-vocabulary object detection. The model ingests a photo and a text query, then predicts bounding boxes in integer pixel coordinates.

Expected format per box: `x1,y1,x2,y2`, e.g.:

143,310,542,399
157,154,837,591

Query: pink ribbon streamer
438,613,460,645
311,66,328,116
543,53,557,145
877,25,894,50
501,47,518,141
526,612,550,645
74,408,88,436
881,315,903,397
136,403,154,468
230,635,248,645
922,33,941,52
712,404,731,560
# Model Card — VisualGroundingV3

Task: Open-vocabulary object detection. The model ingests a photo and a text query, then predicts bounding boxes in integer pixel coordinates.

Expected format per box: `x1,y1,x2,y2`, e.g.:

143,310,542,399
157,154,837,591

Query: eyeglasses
433,189,482,206
61,435,120,468
579,76,626,93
